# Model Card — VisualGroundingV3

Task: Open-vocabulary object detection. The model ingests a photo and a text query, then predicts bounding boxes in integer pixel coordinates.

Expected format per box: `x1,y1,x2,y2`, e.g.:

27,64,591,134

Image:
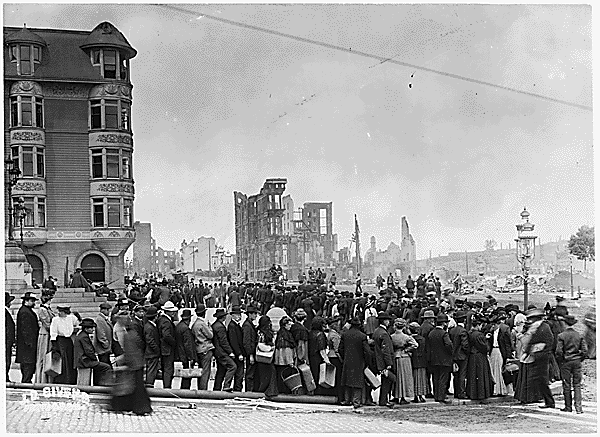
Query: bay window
9,95,44,128
88,48,130,80
89,99,131,131
92,198,134,228
103,50,117,79
90,148,132,180
9,43,42,75
12,196,45,228
11,145,45,178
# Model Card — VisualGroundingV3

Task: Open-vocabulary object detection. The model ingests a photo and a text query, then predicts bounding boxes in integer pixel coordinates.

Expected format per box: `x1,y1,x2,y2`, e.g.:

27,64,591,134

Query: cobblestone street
5,399,452,433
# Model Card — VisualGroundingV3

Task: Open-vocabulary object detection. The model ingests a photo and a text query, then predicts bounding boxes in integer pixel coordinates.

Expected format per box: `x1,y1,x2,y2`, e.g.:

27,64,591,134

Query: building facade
132,221,152,275
4,22,137,289
234,178,287,280
180,236,217,273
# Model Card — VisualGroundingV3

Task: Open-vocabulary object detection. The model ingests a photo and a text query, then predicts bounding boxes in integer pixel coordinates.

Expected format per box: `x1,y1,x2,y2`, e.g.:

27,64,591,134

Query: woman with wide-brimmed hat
253,315,279,397
35,290,56,383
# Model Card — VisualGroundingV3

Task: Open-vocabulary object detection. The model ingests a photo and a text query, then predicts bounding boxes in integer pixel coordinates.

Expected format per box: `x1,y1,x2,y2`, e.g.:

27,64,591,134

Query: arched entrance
26,255,44,286
81,254,105,283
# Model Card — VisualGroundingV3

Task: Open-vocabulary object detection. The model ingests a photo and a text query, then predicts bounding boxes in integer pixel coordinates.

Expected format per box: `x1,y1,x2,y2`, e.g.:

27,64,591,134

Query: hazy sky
4,3,593,259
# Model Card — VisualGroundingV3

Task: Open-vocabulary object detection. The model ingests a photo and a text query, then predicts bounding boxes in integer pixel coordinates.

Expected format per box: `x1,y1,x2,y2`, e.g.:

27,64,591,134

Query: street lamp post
15,196,29,250
5,158,22,241
515,207,537,310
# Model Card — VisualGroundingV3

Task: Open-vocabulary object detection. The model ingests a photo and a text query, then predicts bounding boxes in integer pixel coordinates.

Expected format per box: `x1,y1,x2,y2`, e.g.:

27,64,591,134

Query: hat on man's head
526,308,545,319
214,308,227,319
527,304,537,310
56,305,71,312
454,311,467,321
230,306,242,315
348,316,362,326
195,304,207,314
423,310,435,319
80,318,96,329
436,313,449,324
474,302,483,309
76,267,83,272
245,305,259,314
145,306,158,318
181,309,193,320
133,304,146,313
377,311,393,320
161,301,178,312
21,291,38,301
99,302,112,310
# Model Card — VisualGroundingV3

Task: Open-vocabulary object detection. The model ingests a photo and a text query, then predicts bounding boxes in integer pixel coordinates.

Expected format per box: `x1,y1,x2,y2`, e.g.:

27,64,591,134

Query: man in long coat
70,268,92,292
524,308,556,409
372,311,394,407
156,301,178,389
16,292,39,383
428,313,454,403
143,306,161,387
227,306,245,391
6,293,16,381
175,309,197,389
94,302,113,366
242,306,259,392
339,316,371,408
212,308,237,391
449,311,469,399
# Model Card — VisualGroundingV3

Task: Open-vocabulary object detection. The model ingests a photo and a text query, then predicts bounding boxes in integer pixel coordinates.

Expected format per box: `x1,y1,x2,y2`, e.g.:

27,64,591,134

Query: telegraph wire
155,3,591,112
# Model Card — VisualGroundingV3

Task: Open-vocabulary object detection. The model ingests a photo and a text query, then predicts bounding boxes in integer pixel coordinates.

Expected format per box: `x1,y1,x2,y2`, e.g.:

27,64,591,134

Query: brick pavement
5,399,453,433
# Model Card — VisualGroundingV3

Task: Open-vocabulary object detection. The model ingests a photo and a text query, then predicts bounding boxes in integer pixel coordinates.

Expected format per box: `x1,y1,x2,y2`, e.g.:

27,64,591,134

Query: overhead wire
155,3,591,112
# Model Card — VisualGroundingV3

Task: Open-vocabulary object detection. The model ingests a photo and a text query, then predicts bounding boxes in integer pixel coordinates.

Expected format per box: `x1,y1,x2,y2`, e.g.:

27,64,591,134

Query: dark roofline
4,25,94,35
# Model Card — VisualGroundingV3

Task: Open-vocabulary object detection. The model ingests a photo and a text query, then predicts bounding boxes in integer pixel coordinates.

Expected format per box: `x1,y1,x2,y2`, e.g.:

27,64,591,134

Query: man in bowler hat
74,318,112,385
212,308,237,391
372,311,394,407
16,292,39,383
428,313,454,403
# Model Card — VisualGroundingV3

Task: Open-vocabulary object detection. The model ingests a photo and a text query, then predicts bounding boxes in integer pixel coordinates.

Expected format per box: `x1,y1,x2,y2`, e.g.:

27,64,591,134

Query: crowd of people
5,271,592,416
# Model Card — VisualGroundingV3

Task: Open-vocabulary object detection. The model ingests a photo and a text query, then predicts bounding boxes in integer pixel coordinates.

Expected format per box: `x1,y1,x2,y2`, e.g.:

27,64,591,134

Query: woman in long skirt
466,317,494,401
391,319,417,404
323,317,343,402
513,318,543,404
408,322,427,403
253,316,279,398
111,319,152,415
50,306,78,385
35,292,55,383
307,317,330,395
274,316,297,394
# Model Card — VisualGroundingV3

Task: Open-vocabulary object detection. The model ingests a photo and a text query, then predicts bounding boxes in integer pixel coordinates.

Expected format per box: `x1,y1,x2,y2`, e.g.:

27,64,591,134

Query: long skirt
35,332,52,384
548,353,561,382
412,367,428,396
488,348,508,395
53,336,76,385
394,356,414,399
466,352,493,400
253,362,279,397
110,368,152,415
514,362,542,404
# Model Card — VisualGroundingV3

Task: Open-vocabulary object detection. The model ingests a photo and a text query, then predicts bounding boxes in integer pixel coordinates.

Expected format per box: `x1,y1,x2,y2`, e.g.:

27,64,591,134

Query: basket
281,366,303,392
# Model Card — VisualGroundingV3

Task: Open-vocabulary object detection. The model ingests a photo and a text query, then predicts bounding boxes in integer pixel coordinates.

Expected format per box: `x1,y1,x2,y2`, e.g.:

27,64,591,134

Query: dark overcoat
227,319,245,357
143,321,161,359
73,330,100,369
6,308,16,349
212,319,234,359
427,327,453,367
242,318,258,357
449,324,470,361
372,325,394,372
16,305,39,364
175,321,197,362
338,326,370,388
156,314,176,356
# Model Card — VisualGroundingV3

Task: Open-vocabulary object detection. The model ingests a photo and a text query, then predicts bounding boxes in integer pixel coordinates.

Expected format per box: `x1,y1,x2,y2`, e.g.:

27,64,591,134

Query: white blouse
50,314,79,340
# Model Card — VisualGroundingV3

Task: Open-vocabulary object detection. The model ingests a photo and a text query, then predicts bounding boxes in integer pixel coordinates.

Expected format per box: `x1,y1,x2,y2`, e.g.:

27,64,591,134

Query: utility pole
354,215,361,275
570,256,574,298
465,250,469,275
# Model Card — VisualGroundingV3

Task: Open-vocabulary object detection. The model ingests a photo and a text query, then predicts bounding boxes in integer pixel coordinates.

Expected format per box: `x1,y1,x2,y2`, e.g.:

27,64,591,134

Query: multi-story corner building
234,178,287,280
4,22,137,289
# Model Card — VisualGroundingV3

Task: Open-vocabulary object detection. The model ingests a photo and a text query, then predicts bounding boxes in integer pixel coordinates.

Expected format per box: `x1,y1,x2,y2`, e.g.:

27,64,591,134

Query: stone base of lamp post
4,240,33,294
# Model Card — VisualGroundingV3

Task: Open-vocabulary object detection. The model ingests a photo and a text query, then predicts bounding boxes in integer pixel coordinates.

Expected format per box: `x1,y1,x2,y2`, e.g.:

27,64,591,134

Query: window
93,199,104,227
121,151,131,179
9,95,44,127
320,209,327,235
9,44,42,75
11,146,45,178
89,99,131,131
123,199,133,227
91,49,101,65
37,198,46,227
107,198,120,226
105,100,118,129
121,101,130,131
91,149,103,178
21,97,32,126
120,58,129,81
90,100,102,128
12,196,45,228
106,149,120,178
104,50,116,79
